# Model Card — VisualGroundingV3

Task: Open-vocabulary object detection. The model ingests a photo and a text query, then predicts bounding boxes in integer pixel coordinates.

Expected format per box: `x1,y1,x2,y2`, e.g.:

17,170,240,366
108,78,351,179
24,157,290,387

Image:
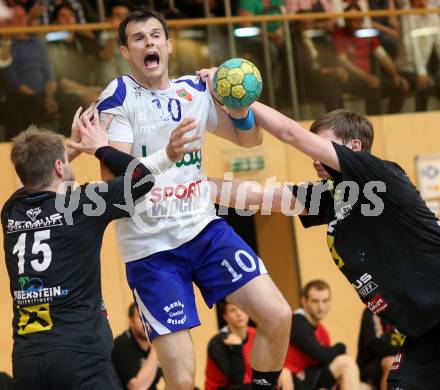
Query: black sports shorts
293,365,336,390
13,350,123,390
387,323,440,390
360,358,383,387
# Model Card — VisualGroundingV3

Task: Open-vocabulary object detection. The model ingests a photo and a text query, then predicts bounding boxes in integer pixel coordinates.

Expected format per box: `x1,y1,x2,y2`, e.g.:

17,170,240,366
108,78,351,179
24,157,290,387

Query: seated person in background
396,0,440,111
285,279,365,390
112,303,162,390
236,0,286,103
286,0,333,13
25,0,91,25
98,1,131,86
357,308,404,390
333,0,399,57
48,2,101,134
205,301,293,389
0,4,57,138
237,0,285,47
333,4,409,115
367,0,399,58
286,0,335,31
292,12,347,112
205,301,256,390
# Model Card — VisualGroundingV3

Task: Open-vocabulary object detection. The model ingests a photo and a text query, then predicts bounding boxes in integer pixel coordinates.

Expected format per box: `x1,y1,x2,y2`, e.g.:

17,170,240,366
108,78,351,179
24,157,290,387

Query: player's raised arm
197,66,263,148
251,102,341,173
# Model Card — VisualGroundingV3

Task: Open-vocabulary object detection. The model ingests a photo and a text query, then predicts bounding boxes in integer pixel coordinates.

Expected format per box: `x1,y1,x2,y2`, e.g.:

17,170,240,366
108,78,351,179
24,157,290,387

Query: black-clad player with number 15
1,109,200,390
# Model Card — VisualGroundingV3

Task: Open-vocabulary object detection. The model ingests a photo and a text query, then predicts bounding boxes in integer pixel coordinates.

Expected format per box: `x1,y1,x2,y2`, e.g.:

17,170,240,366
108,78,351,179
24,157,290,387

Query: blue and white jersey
98,75,219,262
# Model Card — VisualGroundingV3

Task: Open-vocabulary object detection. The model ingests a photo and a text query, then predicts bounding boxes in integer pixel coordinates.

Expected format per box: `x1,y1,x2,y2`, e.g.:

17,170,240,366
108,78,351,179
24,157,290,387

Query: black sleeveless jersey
2,178,130,359
292,142,440,338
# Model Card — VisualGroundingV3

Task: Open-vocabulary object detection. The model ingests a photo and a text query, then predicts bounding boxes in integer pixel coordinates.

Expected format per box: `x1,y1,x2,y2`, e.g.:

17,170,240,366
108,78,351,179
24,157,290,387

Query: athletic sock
251,369,281,389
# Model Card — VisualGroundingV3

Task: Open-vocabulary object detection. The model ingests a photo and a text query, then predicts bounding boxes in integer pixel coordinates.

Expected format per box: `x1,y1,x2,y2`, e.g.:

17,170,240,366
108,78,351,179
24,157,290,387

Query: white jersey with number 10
98,75,219,262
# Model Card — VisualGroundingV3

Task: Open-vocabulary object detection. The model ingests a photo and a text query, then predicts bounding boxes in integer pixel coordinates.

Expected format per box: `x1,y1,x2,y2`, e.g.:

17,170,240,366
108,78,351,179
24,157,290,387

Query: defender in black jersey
2,110,199,390
216,106,440,390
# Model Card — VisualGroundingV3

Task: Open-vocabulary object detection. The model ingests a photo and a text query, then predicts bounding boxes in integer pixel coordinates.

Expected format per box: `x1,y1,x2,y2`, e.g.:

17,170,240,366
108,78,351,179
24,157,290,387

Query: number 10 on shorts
221,250,257,282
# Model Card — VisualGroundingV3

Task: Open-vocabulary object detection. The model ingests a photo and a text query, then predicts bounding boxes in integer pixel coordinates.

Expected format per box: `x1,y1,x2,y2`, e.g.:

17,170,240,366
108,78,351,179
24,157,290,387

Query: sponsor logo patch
176,88,193,101
7,213,63,233
367,293,388,314
18,303,53,335
163,300,187,326
390,353,403,371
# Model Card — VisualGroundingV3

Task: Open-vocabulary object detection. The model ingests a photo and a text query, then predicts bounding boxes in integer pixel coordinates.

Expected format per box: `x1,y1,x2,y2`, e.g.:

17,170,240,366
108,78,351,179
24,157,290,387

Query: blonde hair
11,126,65,191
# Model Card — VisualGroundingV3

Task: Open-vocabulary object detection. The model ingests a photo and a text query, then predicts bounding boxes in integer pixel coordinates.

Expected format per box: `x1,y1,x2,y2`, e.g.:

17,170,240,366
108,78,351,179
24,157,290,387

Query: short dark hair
217,300,229,317
310,109,374,152
11,126,66,192
302,279,330,299
52,2,75,21
128,302,137,318
118,8,168,46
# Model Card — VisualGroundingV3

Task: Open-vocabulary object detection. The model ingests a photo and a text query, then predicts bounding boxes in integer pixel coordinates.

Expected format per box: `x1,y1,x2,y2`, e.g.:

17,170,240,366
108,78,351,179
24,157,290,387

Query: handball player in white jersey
97,8,291,390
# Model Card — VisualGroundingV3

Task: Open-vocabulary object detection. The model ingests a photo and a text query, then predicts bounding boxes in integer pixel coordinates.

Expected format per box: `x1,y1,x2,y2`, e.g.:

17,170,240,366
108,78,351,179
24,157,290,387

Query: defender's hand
70,103,98,143
67,110,112,154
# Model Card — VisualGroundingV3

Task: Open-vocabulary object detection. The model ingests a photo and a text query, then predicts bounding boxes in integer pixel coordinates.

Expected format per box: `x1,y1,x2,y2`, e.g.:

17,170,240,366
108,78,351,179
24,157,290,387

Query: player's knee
165,372,194,390
277,301,293,333
381,356,395,372
330,354,358,376
176,376,195,390
258,299,291,336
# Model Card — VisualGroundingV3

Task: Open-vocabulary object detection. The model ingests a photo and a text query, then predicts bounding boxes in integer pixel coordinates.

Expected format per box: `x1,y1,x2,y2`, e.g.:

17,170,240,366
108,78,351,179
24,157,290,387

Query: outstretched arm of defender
209,178,306,215
251,102,340,172
98,117,200,181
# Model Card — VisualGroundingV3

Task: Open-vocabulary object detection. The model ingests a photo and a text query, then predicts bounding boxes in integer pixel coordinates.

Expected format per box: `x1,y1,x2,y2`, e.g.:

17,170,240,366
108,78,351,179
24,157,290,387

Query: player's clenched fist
166,117,200,162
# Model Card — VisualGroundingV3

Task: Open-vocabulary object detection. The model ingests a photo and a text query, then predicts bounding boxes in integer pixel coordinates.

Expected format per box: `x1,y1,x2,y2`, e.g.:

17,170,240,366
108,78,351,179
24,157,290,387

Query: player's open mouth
144,52,160,69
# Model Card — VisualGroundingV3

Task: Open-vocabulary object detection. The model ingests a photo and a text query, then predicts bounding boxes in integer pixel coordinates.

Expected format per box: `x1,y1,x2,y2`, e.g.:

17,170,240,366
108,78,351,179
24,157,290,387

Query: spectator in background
286,0,335,31
237,0,285,47
98,1,131,86
0,4,57,137
285,280,365,390
357,308,404,390
236,0,286,104
333,4,409,115
0,1,11,136
367,0,399,58
286,0,333,13
47,2,100,134
205,301,294,390
332,0,400,57
0,0,11,21
292,12,347,111
112,303,162,390
24,0,97,25
331,0,372,27
396,0,440,111
205,301,256,390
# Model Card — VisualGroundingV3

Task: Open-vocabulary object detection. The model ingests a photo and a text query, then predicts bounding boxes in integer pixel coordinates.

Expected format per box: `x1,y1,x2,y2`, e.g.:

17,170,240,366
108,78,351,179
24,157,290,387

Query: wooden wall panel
0,143,15,375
